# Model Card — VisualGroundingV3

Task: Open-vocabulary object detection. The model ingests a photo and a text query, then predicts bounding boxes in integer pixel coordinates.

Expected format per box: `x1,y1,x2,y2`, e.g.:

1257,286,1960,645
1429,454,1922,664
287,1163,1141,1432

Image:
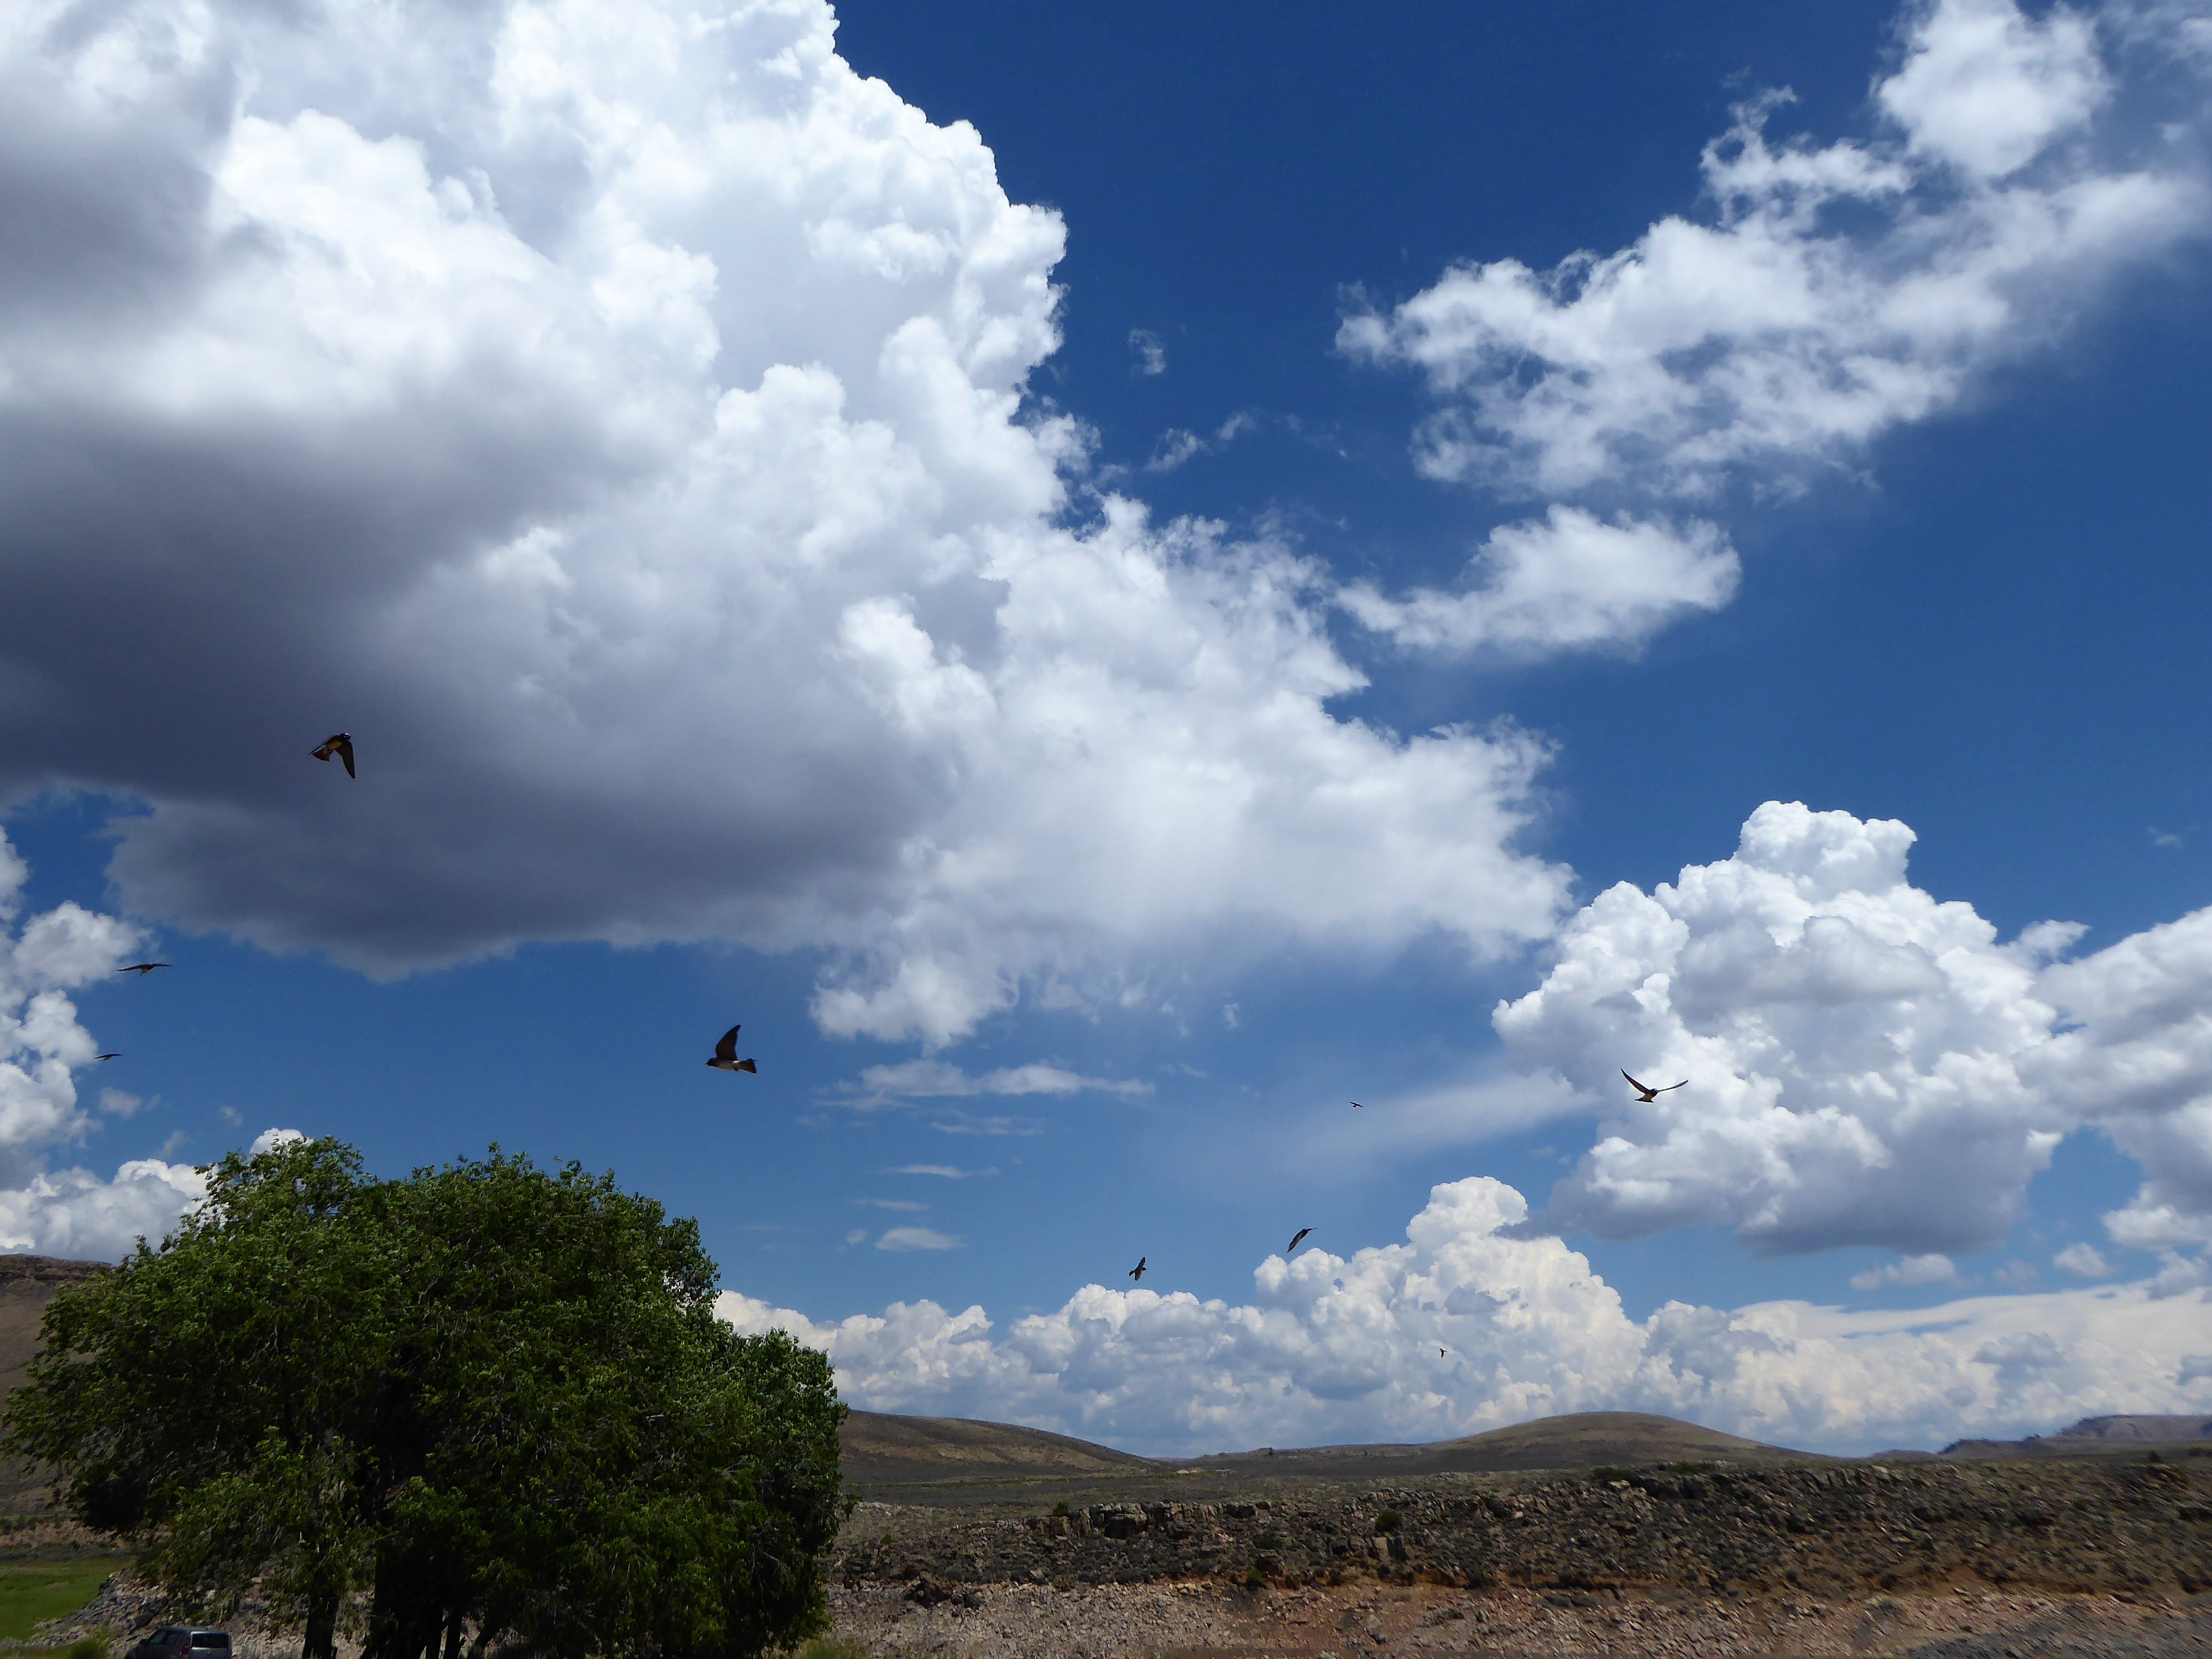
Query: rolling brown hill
0,1254,107,1512
842,1411,1156,1487
837,1408,1822,1502
1176,1410,1819,1481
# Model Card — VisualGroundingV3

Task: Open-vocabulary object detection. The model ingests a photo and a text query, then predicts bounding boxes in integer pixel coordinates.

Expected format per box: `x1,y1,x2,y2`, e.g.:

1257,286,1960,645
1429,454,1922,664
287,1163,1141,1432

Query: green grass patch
0,1558,129,1643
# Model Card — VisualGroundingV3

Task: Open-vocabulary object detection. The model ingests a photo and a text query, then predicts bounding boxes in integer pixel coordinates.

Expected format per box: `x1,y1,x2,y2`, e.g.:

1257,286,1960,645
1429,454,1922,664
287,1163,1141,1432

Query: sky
2,0,2210,1458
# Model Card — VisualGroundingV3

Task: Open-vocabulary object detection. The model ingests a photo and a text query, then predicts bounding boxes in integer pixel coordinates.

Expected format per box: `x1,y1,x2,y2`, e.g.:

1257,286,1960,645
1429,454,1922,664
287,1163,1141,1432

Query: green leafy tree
3,1138,849,1659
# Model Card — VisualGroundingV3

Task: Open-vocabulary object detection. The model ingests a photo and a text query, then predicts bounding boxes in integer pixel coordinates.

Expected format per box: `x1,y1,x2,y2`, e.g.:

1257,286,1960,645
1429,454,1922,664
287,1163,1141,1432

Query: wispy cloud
1128,328,1166,376
1145,429,1206,472
885,1164,995,1179
1143,410,1268,473
2054,1241,2113,1277
854,1198,928,1212
876,1225,962,1252
838,1058,1152,1109
1850,1253,1961,1291
928,1113,1045,1138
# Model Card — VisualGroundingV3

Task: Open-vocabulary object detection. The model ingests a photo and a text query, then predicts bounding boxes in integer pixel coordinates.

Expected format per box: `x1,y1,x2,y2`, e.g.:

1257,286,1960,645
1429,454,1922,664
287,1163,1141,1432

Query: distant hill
1181,1411,1819,1481
839,1407,1820,1500
1939,1413,2212,1461
0,1254,107,1512
841,1410,1155,1488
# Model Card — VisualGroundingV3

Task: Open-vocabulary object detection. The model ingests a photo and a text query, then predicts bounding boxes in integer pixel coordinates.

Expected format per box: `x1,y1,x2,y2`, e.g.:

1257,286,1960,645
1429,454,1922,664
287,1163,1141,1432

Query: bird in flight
1285,1227,1312,1255
311,733,356,778
1622,1070,1687,1103
706,1026,757,1074
1350,1100,1364,1109
1128,1258,1146,1282
117,962,169,975
95,1053,120,1062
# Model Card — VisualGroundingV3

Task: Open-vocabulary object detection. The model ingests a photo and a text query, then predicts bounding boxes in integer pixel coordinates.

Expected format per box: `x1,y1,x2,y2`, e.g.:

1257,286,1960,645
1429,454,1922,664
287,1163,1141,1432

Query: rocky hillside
834,1455,2212,1600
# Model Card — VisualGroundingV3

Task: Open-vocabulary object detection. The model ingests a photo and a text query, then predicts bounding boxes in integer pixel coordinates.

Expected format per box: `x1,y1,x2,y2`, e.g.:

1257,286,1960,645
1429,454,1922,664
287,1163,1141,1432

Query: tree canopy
2,1138,848,1659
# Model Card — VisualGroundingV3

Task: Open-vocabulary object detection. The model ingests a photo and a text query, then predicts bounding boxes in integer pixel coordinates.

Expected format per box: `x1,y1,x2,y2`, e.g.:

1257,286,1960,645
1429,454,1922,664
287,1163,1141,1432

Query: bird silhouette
95,1053,120,1062
1438,1347,1447,1358
1286,1227,1312,1255
1622,1070,1687,1103
1128,1257,1146,1282
706,1026,757,1074
311,733,356,778
117,963,169,975
1350,1100,1364,1109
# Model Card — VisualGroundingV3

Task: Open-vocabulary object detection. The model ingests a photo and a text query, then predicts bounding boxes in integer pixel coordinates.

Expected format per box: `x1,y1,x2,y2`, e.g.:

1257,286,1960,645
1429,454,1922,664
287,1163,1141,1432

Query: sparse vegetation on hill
1,1138,849,1659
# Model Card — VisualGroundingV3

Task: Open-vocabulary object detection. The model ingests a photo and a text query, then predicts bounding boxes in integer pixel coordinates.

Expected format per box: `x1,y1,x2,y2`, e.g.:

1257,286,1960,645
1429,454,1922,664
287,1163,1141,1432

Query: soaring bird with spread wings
1622,1070,1687,1103
707,1026,757,1074
1128,1258,1146,1282
117,962,169,975
1285,1227,1312,1255
311,732,356,778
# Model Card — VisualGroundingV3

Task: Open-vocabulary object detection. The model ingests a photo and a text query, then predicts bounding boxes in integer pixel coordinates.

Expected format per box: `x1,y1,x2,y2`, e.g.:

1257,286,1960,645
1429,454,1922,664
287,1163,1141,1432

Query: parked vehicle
126,1630,231,1659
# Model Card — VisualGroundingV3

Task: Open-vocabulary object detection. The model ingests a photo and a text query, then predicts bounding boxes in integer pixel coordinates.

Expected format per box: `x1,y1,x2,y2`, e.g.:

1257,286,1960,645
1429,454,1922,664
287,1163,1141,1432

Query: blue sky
2,0,2209,1455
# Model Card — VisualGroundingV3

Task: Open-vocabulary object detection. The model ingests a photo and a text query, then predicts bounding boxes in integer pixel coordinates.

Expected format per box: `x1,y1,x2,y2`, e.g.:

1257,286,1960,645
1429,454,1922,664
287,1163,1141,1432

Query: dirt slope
0,1254,107,1512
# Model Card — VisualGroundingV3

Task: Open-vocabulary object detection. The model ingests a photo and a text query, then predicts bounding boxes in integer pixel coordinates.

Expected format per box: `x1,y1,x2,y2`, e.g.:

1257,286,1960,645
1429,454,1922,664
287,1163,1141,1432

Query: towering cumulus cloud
1341,0,2208,654
0,0,1567,1044
1499,802,2212,1281
0,836,208,1258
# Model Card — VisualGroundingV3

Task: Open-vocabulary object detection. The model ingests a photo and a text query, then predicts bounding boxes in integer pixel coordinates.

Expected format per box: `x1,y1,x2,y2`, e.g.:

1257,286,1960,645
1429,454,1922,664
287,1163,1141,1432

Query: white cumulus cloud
1344,0,2206,502
0,832,233,1258
1495,800,2212,1266
1495,802,2073,1255
0,0,1571,1046
1339,508,1739,657
722,1173,2209,1457
2029,908,2212,1251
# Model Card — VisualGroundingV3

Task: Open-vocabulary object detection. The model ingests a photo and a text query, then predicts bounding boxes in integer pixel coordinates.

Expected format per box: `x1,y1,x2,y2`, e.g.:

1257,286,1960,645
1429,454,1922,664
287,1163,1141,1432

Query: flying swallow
1286,1227,1312,1255
1128,1257,1146,1282
1350,1100,1364,1109
117,963,169,975
95,1053,120,1062
311,733,356,778
1622,1070,1687,1104
707,1026,757,1074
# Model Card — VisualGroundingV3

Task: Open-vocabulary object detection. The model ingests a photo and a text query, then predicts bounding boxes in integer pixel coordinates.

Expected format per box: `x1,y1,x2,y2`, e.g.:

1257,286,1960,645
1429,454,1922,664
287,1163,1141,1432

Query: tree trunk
302,1591,339,1659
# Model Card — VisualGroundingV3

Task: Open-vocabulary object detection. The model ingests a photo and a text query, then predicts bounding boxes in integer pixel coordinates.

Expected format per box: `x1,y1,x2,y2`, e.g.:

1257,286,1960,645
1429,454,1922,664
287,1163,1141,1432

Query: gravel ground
23,1567,2209,1657
826,1580,2212,1658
